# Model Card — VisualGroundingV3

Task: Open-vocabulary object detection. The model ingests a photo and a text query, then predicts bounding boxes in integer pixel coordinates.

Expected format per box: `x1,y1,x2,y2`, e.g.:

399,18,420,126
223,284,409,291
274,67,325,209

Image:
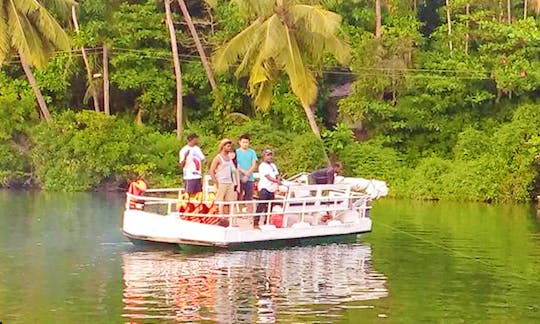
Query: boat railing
126,184,371,228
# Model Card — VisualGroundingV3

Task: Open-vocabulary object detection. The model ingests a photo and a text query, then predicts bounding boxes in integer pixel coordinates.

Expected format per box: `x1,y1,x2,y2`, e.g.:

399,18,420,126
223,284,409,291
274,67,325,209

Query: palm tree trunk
524,0,528,18
103,44,110,115
165,0,183,139
176,0,218,92
303,104,331,165
375,0,382,39
507,0,512,23
21,59,51,122
446,0,453,51
499,0,504,22
72,6,100,112
303,104,321,139
465,3,470,55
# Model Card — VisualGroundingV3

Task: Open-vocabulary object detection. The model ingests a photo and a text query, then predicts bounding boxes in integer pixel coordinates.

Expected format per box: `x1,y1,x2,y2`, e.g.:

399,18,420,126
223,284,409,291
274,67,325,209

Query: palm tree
375,0,382,39
0,0,74,122
71,5,100,112
446,0,453,51
524,0,540,17
176,0,218,92
212,0,350,138
164,0,183,139
103,43,110,115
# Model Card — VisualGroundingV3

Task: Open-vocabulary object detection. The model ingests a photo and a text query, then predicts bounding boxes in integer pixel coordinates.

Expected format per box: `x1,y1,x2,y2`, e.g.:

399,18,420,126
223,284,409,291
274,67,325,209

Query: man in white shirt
256,149,282,226
179,133,206,195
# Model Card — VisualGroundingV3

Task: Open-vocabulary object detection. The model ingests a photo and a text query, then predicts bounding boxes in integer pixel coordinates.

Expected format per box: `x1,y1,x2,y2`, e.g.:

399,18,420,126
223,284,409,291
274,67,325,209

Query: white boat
121,174,387,250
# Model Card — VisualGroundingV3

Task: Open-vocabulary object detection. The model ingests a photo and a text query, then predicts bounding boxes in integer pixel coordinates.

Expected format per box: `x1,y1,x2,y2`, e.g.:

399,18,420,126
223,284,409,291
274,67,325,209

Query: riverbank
2,107,540,203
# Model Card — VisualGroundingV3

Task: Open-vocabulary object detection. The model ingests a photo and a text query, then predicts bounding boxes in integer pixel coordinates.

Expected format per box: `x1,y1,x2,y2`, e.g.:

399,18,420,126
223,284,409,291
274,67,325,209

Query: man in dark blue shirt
308,162,343,184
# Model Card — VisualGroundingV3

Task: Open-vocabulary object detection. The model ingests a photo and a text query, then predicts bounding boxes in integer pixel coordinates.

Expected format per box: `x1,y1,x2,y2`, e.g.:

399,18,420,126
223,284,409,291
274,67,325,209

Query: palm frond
7,0,71,67
258,14,287,63
7,0,37,66
212,18,264,74
235,43,257,77
291,4,341,36
321,34,350,64
249,58,278,110
291,4,350,64
248,56,270,92
247,15,284,101
28,0,71,51
0,6,9,65
252,76,275,111
40,0,77,22
281,24,317,107
232,0,275,19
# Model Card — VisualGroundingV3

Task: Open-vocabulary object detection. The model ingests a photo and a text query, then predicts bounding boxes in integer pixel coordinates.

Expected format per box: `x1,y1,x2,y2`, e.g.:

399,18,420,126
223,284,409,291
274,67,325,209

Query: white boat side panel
123,210,371,245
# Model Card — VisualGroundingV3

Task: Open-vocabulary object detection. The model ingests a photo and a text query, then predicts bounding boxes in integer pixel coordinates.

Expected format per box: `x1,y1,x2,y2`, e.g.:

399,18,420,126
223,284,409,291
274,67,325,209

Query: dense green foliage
1,0,540,202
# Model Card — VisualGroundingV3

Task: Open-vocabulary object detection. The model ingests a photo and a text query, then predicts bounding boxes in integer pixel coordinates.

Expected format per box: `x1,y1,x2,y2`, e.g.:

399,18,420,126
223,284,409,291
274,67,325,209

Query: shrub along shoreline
2,106,540,203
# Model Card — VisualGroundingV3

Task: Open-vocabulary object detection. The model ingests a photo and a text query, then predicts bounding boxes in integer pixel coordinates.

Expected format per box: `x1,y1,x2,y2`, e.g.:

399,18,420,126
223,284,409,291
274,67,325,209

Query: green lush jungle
1,0,540,203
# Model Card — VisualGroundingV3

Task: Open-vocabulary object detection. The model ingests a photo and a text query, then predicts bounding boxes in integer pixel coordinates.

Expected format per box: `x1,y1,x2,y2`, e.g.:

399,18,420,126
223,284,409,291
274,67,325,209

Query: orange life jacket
127,179,147,210
177,192,190,212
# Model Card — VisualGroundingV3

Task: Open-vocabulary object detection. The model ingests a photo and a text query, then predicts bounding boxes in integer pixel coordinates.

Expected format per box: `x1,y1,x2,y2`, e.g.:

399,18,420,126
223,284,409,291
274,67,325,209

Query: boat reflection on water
122,244,387,323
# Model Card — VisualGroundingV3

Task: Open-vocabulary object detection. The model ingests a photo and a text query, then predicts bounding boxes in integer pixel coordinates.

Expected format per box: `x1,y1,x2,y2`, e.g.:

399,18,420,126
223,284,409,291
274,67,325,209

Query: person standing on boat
256,149,282,226
308,162,343,185
179,133,206,195
210,138,238,214
236,134,258,211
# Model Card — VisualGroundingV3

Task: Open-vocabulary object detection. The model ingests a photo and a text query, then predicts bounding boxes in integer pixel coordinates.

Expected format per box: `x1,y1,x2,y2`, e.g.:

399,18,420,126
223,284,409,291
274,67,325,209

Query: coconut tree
164,0,183,139
176,0,218,92
375,0,382,39
103,43,110,115
0,0,74,122
71,5,100,112
524,0,540,17
212,0,350,138
446,0,453,51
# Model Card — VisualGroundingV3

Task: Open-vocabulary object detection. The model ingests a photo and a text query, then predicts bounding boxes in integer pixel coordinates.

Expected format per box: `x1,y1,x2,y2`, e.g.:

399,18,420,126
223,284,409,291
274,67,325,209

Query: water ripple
121,244,387,323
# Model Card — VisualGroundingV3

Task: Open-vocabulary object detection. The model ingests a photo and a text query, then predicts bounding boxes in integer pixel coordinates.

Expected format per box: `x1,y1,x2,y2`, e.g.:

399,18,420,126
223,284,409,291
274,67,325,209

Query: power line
2,45,497,80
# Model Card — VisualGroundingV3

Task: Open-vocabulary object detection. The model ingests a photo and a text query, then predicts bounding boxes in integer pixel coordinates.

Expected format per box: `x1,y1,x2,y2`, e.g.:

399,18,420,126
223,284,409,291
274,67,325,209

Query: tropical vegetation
0,0,540,203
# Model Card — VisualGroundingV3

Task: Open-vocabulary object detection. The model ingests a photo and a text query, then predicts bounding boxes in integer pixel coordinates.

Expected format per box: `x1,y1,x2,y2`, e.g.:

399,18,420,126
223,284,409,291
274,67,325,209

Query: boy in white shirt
179,133,206,195
256,149,282,226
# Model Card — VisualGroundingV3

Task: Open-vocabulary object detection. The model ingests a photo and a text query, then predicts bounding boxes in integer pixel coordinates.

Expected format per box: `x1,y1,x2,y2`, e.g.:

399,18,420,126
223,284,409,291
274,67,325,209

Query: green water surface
0,191,539,323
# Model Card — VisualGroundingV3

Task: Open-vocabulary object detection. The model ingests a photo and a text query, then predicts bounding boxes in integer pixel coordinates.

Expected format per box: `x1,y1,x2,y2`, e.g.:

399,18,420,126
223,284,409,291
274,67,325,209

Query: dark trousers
255,189,275,225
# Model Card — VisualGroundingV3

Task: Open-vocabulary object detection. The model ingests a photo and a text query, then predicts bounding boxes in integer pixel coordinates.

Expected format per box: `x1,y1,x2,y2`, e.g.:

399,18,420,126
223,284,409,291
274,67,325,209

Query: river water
1,191,539,323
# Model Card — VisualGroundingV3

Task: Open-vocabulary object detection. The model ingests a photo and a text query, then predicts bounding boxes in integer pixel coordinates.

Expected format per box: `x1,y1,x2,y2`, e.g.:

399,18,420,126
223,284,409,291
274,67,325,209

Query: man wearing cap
256,149,282,226
179,133,206,195
209,138,238,214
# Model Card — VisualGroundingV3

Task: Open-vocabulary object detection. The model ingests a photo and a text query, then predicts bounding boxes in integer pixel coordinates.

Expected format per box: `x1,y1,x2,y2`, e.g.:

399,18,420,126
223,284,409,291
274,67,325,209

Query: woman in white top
255,149,282,226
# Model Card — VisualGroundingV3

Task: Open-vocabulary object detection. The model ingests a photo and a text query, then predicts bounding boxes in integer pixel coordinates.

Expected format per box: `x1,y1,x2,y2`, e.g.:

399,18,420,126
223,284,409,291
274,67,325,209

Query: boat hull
122,209,372,251
123,229,365,252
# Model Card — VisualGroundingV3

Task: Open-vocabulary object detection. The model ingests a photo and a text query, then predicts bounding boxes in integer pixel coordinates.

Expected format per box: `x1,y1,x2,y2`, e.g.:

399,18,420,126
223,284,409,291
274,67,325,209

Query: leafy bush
277,133,327,177
0,73,37,187
453,128,494,160
322,123,355,157
31,111,182,191
392,103,540,202
338,140,404,180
